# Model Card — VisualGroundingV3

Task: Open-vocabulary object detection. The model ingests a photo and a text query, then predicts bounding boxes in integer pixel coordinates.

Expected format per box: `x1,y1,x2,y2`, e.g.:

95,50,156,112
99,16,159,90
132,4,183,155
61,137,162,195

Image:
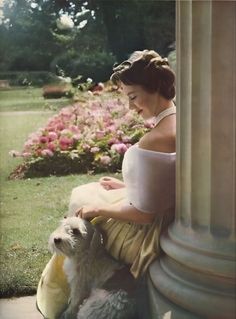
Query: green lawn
0,95,119,297
0,87,73,112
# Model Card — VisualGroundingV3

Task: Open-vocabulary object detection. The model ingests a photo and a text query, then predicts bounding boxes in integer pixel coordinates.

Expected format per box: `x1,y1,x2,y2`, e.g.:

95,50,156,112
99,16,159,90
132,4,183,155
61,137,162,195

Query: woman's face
121,83,159,120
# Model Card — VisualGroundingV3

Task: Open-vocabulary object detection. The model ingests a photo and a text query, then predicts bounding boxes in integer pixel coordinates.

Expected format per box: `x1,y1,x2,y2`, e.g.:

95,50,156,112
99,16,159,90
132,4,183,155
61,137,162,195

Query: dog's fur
49,216,137,319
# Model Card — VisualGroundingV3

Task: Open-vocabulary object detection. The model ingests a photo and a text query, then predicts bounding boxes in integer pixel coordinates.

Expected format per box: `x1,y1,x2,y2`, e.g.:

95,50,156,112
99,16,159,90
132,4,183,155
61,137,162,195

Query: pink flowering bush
9,97,154,178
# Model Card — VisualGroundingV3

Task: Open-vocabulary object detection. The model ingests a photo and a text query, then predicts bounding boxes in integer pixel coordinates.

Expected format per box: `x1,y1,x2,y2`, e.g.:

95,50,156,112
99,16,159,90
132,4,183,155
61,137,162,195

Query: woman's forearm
98,202,155,224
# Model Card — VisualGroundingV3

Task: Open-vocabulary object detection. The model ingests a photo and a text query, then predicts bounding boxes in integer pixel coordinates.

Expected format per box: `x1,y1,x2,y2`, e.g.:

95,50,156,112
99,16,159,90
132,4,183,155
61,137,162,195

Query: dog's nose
54,237,62,244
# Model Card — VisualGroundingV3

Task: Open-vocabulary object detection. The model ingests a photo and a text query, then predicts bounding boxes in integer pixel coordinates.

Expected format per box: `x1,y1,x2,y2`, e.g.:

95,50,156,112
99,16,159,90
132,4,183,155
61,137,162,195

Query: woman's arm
99,176,125,190
78,202,156,224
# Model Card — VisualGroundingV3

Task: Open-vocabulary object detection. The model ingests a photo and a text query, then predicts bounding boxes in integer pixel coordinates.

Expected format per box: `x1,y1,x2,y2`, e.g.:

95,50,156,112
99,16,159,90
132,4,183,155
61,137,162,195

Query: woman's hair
110,49,175,100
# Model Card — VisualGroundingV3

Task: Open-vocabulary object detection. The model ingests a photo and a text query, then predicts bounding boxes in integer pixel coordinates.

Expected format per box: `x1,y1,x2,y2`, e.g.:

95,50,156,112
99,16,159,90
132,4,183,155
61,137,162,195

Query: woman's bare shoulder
139,116,176,153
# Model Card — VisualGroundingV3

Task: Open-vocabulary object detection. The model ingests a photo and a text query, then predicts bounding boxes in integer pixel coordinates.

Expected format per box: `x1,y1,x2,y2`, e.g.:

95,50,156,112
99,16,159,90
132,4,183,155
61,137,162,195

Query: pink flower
59,108,72,117
47,142,56,152
106,125,116,133
69,125,80,133
59,136,73,145
90,146,100,153
39,136,48,144
108,137,119,145
111,143,128,154
10,96,147,174
48,132,58,141
35,148,43,157
72,134,82,141
28,132,40,143
95,130,105,139
41,149,54,157
47,126,56,132
100,155,111,165
56,123,65,131
59,143,69,151
59,136,73,150
22,152,31,158
122,135,131,143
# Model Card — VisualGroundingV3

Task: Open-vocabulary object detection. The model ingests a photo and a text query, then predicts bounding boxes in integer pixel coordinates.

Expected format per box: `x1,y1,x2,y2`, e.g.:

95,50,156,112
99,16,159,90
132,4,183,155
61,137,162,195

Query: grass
0,87,73,112
0,92,119,297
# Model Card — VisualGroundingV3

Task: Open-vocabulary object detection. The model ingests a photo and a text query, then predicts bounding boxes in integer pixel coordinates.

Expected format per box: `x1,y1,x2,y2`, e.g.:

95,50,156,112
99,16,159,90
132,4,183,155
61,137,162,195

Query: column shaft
148,1,236,318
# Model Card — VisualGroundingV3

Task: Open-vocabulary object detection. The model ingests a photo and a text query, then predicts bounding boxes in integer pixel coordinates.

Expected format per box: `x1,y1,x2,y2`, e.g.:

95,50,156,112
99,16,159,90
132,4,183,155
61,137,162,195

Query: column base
147,273,200,319
148,257,236,319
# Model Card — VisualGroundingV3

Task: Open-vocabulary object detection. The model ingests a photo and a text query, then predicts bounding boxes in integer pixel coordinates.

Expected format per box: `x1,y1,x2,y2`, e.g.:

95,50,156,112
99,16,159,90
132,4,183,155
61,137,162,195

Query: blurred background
0,0,176,85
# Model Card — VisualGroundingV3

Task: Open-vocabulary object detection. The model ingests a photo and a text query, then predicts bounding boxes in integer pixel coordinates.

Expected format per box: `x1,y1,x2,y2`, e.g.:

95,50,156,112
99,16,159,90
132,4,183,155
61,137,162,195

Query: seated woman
36,49,176,319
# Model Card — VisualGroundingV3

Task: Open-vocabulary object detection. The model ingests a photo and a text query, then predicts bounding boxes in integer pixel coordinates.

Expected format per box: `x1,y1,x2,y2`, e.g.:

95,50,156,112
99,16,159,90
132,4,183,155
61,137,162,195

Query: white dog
49,216,137,319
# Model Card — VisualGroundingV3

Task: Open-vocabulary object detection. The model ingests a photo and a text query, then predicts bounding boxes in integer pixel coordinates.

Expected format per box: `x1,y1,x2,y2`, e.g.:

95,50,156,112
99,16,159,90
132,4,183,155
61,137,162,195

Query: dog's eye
71,228,80,236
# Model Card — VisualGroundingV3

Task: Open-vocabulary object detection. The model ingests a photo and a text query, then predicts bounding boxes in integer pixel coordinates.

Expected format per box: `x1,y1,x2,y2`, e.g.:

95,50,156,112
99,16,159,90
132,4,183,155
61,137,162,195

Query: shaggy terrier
49,216,137,319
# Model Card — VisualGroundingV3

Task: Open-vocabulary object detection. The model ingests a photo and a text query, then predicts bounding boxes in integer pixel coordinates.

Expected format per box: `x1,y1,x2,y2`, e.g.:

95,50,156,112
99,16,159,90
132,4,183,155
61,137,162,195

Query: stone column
148,1,236,318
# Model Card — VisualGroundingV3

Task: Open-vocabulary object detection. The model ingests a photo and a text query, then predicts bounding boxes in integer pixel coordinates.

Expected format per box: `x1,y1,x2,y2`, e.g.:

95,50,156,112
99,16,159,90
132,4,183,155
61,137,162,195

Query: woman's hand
99,176,125,190
76,205,100,220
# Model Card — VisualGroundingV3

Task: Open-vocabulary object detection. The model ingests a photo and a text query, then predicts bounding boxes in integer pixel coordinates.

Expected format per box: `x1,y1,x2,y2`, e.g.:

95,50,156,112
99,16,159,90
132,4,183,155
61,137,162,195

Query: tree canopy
0,0,175,82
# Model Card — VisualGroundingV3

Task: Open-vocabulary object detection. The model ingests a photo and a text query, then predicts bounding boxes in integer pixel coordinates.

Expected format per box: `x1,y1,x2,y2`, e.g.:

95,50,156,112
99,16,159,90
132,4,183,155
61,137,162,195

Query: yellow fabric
98,216,162,277
36,183,165,319
36,255,69,319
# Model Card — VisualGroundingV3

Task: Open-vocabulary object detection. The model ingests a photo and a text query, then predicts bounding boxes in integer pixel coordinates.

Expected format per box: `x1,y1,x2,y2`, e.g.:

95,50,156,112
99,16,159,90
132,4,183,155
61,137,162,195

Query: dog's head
49,216,103,258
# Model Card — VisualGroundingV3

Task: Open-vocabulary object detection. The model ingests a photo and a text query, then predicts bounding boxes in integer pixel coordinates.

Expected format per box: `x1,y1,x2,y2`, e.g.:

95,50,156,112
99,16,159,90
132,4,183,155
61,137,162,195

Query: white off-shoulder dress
36,107,176,319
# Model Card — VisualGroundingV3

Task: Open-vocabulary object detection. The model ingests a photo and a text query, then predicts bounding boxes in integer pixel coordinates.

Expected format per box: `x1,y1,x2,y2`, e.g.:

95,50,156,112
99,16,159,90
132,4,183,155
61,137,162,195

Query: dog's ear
82,220,103,252
89,225,104,253
75,217,88,238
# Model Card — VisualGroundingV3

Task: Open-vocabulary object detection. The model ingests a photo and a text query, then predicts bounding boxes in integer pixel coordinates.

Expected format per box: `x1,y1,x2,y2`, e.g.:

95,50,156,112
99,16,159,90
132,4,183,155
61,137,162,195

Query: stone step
0,295,42,319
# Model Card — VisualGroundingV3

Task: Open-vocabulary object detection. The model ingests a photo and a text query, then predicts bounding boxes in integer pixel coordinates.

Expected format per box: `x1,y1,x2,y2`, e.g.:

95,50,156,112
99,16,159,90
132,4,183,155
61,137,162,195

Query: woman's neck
154,96,175,117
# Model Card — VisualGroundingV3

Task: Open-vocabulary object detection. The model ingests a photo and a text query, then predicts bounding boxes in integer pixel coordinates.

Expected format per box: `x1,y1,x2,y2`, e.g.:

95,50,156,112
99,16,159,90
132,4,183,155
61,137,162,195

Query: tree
0,0,175,81
89,0,175,61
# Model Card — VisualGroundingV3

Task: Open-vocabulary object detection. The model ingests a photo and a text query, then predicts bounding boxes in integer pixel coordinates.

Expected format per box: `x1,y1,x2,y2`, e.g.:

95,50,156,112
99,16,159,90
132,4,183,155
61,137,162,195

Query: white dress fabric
122,144,176,214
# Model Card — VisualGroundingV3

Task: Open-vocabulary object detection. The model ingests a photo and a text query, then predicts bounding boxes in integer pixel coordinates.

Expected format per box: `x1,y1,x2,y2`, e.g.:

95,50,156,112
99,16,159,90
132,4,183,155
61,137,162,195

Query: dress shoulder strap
154,105,176,127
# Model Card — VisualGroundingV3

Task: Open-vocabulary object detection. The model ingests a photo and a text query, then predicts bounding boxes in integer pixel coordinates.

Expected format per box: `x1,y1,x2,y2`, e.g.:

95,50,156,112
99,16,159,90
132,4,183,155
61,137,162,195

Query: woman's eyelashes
129,96,136,101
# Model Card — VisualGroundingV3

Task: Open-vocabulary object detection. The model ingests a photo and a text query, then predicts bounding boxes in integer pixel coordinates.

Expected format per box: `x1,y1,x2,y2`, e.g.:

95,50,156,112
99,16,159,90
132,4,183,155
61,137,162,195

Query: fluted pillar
148,1,236,318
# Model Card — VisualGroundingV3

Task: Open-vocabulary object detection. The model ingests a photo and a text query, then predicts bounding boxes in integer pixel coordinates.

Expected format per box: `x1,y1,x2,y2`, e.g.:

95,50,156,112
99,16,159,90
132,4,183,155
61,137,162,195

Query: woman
37,49,176,319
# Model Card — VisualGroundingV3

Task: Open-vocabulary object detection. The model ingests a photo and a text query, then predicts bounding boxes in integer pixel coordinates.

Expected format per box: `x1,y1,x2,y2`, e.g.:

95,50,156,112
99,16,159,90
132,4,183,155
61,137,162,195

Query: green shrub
50,51,116,82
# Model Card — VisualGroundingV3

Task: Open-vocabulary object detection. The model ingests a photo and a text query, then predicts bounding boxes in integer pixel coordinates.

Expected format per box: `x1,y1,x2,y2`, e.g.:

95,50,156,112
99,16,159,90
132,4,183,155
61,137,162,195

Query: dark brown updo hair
110,49,175,100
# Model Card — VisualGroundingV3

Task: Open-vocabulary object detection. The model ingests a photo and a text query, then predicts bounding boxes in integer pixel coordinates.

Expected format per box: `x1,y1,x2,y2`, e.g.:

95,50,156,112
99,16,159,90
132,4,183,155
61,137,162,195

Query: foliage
9,95,154,178
90,0,175,60
50,50,116,82
0,0,175,82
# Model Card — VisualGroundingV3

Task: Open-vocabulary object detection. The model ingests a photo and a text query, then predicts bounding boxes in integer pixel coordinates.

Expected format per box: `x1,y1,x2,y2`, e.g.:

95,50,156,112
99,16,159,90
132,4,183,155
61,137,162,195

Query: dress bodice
122,144,176,214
